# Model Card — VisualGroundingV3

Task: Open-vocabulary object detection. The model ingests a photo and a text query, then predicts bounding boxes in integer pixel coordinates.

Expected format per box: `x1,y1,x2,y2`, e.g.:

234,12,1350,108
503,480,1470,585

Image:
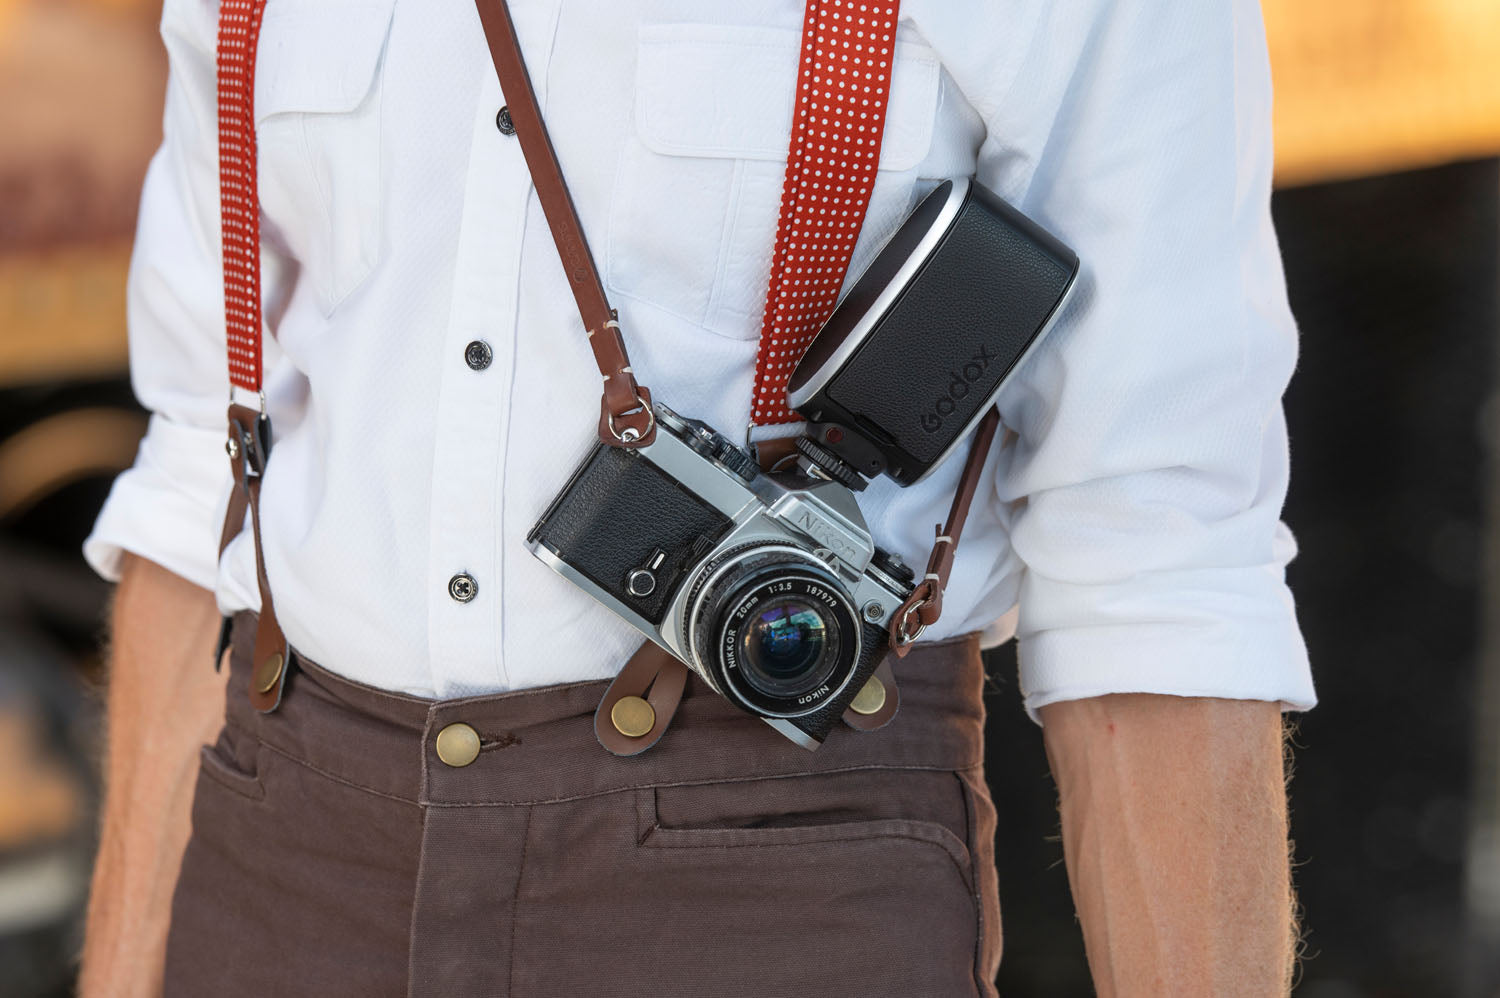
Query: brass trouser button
849,675,887,716
610,696,655,738
253,652,285,695
435,722,481,768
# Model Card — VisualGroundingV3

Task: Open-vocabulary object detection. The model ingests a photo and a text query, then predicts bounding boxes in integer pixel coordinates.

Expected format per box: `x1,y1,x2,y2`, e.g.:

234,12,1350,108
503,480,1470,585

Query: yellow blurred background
1266,0,1500,184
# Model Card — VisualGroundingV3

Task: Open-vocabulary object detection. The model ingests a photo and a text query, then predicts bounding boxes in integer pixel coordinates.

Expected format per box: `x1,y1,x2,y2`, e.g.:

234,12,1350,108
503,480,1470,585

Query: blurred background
0,0,1498,995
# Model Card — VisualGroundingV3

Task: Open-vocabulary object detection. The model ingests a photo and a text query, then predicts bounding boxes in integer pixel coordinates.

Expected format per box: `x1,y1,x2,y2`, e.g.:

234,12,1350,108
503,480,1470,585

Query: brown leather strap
595,640,689,756
752,435,804,473
213,427,255,671
472,0,654,447
226,404,291,711
217,465,250,559
889,406,1001,656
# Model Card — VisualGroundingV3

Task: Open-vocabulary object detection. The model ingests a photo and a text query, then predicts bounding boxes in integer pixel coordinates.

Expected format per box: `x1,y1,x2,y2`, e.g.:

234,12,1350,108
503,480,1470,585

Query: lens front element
739,595,837,699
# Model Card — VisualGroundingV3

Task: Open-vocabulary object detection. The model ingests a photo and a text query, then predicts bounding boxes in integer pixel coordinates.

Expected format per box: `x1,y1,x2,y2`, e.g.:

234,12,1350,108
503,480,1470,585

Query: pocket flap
635,24,939,171
255,0,397,122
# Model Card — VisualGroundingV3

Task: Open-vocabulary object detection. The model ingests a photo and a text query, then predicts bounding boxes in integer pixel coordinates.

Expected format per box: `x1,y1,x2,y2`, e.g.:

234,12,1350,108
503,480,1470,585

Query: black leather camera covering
789,618,893,743
793,181,1078,485
528,444,733,624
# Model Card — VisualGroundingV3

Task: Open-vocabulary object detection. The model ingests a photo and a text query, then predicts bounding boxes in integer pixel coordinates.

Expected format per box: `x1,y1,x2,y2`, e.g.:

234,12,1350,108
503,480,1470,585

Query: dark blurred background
2,1,1499,996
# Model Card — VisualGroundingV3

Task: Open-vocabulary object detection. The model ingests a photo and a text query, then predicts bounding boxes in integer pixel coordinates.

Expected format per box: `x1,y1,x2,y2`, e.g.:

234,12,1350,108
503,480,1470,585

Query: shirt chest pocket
254,0,396,315
606,24,940,341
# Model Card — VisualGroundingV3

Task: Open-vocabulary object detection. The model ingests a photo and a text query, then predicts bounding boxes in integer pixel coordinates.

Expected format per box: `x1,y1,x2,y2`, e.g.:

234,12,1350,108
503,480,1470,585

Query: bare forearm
79,554,226,998
1040,694,1293,998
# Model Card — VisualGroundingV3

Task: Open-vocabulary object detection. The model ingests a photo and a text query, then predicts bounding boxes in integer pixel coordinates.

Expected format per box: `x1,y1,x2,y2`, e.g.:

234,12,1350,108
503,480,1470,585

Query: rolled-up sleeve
84,0,233,590
980,0,1315,720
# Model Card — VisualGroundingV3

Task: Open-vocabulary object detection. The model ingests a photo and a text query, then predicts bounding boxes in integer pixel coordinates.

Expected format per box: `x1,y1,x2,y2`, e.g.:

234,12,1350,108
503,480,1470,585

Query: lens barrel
687,549,862,717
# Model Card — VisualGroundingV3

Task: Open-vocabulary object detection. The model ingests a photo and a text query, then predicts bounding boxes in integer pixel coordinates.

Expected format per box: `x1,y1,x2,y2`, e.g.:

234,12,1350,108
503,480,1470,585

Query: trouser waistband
222,612,988,807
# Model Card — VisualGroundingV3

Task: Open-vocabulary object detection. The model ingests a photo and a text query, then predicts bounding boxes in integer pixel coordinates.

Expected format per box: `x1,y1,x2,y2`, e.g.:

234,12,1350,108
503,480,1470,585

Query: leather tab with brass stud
610,695,655,738
253,652,285,695
435,722,481,768
595,641,687,756
849,675,887,716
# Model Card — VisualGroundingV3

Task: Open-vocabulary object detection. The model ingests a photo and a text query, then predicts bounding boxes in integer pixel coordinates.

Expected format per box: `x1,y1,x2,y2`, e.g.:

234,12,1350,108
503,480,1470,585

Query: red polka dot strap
751,0,902,428
217,0,269,393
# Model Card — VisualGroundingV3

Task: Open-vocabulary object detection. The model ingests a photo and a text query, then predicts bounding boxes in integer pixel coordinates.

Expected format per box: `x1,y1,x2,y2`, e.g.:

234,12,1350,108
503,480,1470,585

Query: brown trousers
164,614,1001,996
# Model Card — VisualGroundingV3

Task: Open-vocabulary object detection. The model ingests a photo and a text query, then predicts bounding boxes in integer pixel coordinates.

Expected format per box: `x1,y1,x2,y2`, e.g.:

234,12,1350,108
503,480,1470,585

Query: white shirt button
448,573,478,603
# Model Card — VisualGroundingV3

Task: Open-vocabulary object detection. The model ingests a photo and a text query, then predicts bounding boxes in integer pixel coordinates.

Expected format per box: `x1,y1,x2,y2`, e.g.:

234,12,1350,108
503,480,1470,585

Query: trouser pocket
509,768,987,998
165,728,422,998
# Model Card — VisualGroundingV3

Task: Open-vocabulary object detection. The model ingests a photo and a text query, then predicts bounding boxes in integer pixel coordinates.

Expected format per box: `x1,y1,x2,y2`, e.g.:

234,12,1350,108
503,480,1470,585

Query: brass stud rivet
610,696,655,738
435,722,481,768
253,652,285,694
849,676,887,716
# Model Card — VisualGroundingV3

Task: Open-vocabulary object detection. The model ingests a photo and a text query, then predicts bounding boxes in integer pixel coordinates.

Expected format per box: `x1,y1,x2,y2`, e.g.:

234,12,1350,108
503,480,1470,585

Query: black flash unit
788,177,1079,486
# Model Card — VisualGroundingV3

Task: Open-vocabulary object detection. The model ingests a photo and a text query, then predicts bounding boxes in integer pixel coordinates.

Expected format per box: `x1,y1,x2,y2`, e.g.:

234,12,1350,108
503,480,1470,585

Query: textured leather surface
792,618,894,743
822,183,1077,479
531,444,732,624
789,181,954,398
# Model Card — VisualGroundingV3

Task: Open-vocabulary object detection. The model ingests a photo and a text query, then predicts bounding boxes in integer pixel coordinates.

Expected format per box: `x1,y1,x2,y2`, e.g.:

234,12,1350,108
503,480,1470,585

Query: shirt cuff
83,413,229,592
1016,571,1316,726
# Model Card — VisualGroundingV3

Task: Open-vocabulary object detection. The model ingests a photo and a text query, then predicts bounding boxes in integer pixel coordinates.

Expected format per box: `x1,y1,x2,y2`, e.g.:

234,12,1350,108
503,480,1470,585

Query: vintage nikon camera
527,178,1078,747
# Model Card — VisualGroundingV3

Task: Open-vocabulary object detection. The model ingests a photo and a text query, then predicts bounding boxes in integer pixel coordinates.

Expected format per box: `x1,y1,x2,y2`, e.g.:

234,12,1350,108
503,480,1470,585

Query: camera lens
738,596,837,699
685,547,861,717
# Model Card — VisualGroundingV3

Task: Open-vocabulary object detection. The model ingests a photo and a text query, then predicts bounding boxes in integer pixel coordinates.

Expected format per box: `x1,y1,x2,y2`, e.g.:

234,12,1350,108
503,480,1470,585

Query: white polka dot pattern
751,0,901,427
217,0,268,392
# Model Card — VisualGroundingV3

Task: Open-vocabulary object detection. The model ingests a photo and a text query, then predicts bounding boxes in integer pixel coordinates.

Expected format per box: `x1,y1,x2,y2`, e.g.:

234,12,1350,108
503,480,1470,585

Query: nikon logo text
798,684,831,705
920,344,996,434
789,507,860,563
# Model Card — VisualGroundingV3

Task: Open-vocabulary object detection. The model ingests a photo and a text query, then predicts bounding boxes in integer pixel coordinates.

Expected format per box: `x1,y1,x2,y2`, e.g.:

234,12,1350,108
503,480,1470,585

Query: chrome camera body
526,404,915,749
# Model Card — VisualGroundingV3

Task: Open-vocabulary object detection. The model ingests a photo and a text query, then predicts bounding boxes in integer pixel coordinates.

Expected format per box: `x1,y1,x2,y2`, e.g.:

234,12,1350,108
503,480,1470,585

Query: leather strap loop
595,641,689,756
213,414,255,671
226,404,291,711
889,406,1001,656
598,386,656,446
472,0,654,447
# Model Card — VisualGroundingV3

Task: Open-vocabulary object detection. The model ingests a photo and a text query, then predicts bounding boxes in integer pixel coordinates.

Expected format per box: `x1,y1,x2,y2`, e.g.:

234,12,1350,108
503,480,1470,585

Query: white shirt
86,0,1316,720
